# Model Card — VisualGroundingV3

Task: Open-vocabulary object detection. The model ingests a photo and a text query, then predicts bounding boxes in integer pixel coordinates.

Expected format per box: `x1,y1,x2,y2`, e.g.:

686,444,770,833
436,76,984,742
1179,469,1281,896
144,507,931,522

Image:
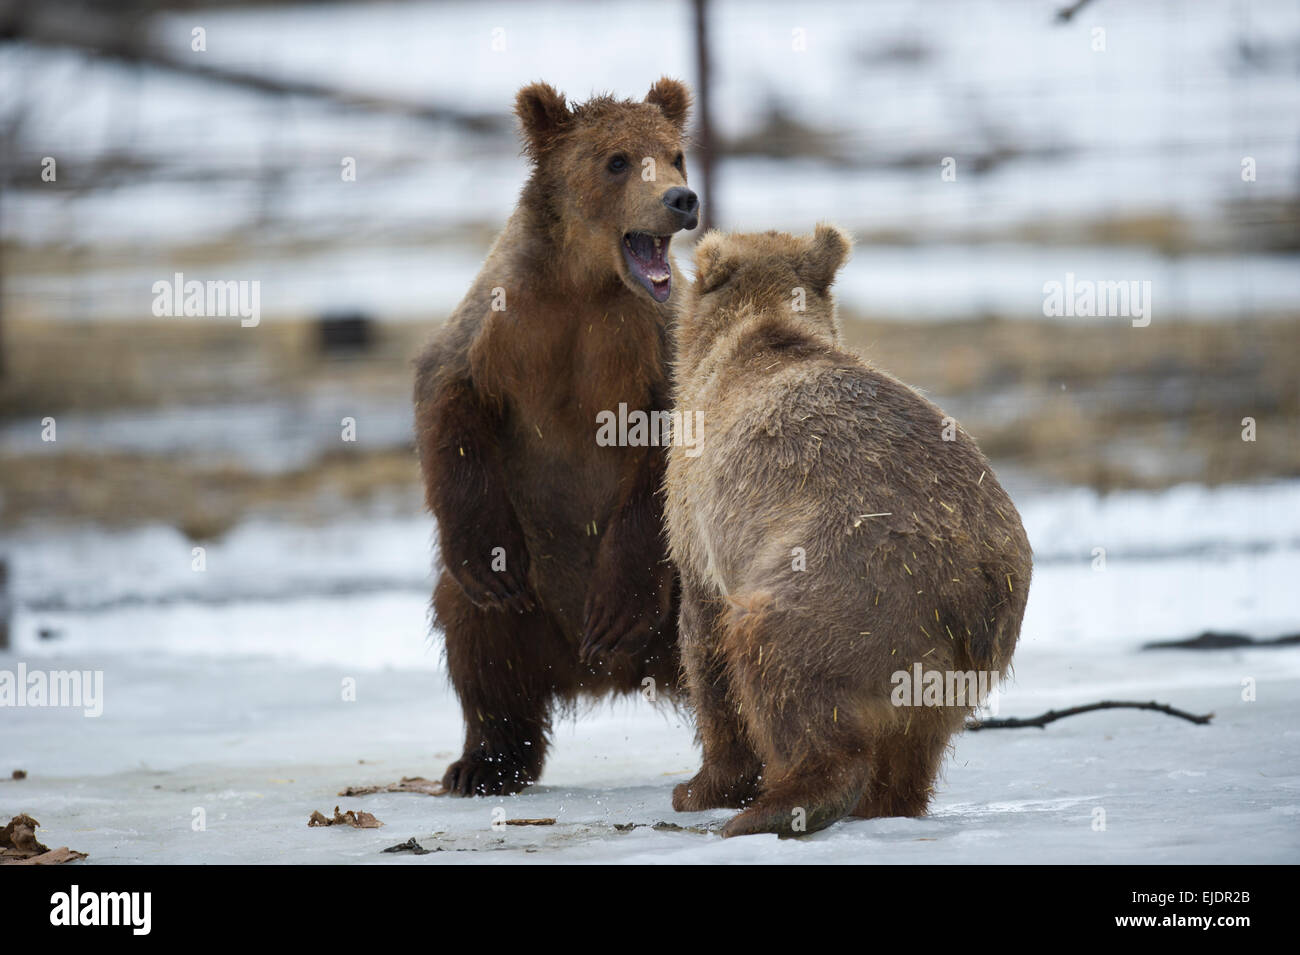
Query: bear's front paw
441,750,534,796
578,600,654,668
442,537,535,615
579,560,673,667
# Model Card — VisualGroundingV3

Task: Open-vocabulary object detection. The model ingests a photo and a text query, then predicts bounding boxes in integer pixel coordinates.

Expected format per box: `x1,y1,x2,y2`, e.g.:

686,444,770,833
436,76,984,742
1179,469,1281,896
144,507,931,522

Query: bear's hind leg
714,602,871,837
852,719,954,819
721,752,871,838
436,575,573,796
672,585,763,812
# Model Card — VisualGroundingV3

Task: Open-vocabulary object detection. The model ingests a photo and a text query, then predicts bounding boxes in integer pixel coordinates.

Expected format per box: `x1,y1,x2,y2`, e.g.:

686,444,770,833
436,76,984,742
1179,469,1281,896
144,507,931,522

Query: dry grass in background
3,312,1296,538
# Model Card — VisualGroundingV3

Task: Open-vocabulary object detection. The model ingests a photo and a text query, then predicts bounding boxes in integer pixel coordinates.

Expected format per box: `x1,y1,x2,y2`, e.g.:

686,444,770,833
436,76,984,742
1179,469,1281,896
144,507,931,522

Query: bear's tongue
622,232,672,303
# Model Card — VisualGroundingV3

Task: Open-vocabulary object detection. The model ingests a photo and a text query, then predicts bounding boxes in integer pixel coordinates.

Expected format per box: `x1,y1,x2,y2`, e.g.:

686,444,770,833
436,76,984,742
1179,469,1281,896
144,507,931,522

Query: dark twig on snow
1054,0,1099,24
966,700,1214,731
1142,630,1300,651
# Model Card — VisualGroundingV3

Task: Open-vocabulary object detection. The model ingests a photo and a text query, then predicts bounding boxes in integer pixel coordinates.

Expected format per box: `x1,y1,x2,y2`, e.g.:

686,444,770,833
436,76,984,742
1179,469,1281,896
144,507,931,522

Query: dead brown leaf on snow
9,846,89,866
308,806,383,829
1,813,87,865
338,776,446,797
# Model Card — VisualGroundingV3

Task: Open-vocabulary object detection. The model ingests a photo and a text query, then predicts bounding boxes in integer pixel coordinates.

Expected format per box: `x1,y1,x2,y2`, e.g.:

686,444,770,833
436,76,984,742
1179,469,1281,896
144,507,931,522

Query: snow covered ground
2,480,1298,863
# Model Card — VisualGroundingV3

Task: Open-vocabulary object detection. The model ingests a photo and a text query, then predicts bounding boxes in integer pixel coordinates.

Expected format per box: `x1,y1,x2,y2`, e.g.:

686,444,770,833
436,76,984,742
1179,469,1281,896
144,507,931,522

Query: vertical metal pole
692,0,715,232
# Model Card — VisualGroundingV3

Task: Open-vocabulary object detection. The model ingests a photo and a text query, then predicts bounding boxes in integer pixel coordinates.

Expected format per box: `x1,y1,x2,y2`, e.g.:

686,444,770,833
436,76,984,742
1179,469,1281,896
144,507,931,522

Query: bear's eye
672,153,685,172
607,154,629,173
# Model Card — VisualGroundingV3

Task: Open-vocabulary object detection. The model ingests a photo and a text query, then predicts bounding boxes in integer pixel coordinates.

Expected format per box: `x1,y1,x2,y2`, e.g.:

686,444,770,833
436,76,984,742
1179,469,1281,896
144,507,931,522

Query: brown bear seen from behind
665,226,1033,836
413,79,699,796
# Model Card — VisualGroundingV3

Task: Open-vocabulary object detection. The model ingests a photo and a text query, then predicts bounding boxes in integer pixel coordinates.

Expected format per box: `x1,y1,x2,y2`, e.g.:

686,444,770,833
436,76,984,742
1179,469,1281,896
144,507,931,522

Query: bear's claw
441,752,533,797
672,770,761,812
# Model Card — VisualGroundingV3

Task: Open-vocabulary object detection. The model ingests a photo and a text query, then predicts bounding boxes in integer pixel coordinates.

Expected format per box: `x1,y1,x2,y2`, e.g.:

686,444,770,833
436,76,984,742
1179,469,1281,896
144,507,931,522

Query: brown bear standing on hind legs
414,79,698,795
665,227,1032,836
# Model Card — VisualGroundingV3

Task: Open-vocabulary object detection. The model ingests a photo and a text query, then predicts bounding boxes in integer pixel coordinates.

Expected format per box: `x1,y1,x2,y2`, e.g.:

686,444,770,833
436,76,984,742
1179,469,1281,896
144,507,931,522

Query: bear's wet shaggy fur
413,79,697,795
665,226,1032,836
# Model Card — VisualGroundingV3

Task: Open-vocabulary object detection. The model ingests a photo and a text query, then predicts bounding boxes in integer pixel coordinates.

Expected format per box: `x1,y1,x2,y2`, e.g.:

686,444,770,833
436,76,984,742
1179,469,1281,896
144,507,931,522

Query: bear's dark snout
661,186,700,231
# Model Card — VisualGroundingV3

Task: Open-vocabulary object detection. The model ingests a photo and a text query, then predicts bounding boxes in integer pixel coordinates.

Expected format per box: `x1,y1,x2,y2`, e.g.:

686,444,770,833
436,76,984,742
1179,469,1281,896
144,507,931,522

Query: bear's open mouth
621,233,673,302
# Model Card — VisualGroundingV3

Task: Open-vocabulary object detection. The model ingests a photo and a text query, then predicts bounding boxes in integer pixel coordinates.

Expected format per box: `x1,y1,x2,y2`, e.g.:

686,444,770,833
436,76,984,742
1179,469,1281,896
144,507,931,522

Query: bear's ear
798,223,852,294
645,77,691,130
693,230,734,293
515,82,571,158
